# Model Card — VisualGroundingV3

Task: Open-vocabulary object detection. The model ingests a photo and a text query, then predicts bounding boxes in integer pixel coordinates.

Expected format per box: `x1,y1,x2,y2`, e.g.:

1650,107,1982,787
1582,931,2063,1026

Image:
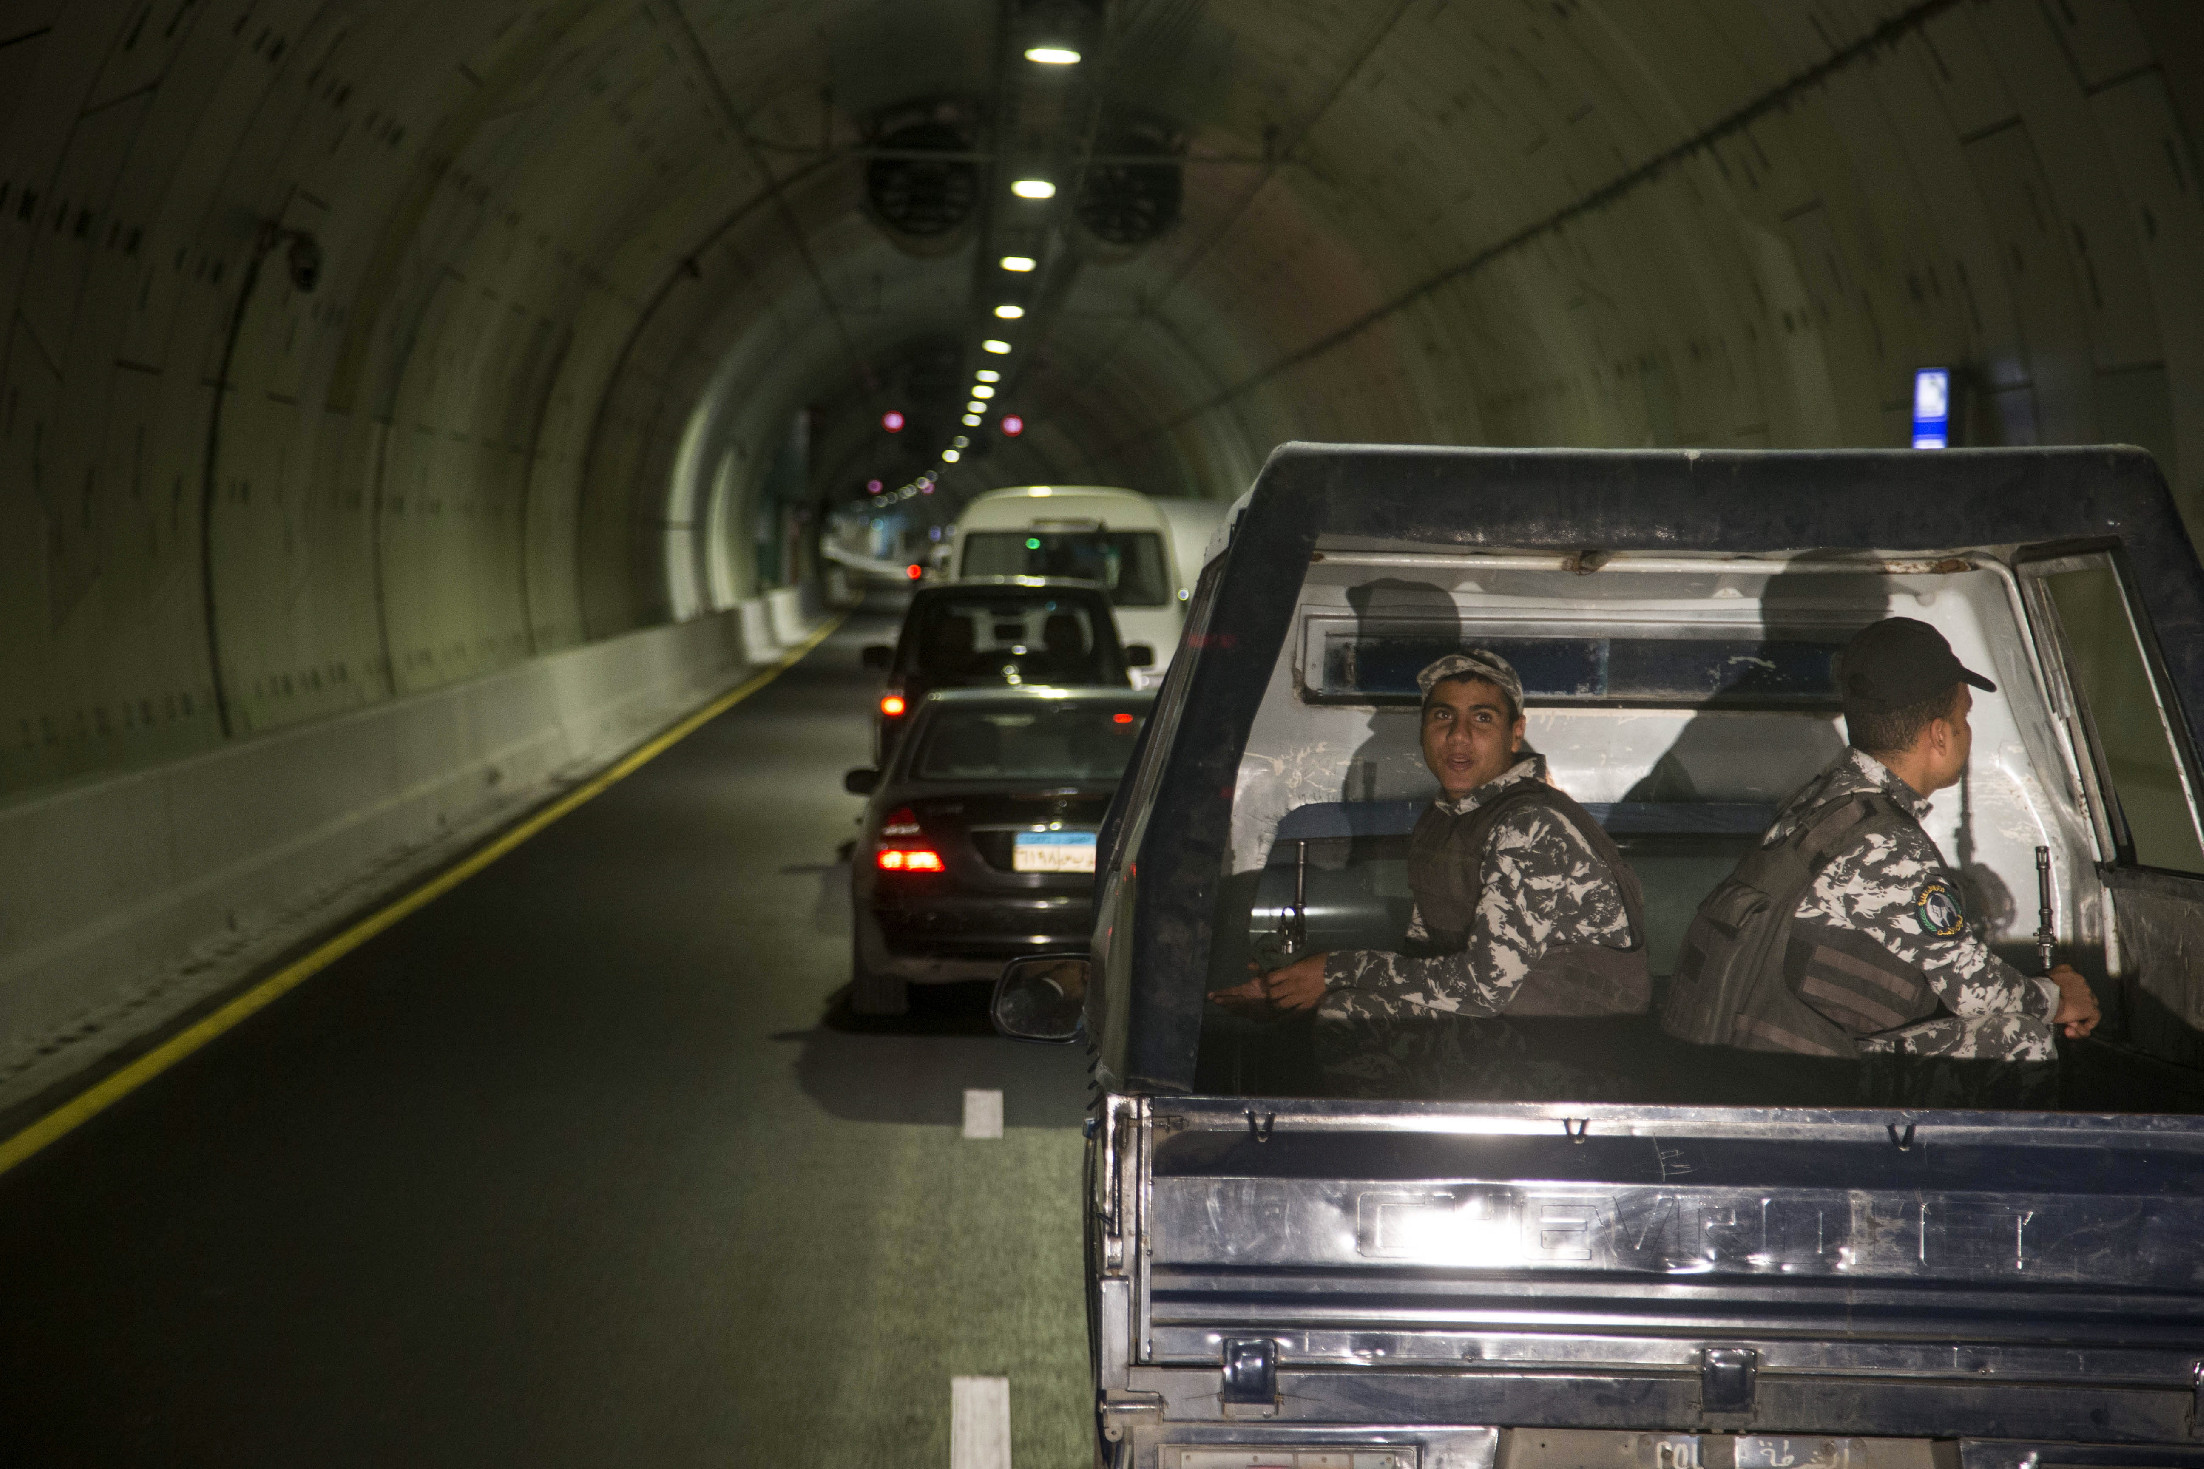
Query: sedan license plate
1014,830,1097,873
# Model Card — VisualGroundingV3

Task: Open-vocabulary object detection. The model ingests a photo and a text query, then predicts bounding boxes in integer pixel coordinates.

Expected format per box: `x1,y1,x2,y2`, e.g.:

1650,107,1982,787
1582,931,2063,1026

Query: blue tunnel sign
1913,368,1951,449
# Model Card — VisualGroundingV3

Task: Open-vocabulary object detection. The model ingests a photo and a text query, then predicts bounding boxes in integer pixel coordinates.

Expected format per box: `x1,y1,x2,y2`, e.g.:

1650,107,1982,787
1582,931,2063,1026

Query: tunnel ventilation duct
865,120,980,256
1076,124,1182,253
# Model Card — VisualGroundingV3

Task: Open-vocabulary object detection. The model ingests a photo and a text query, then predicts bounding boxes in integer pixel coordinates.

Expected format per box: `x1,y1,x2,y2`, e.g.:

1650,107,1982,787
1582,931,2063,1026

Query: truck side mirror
1124,644,1155,668
843,768,880,796
862,644,893,670
992,955,1089,1043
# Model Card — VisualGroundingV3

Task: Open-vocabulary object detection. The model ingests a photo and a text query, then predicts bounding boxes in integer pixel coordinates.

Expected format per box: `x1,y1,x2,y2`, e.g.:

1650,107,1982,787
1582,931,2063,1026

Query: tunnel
3,0,2204,1459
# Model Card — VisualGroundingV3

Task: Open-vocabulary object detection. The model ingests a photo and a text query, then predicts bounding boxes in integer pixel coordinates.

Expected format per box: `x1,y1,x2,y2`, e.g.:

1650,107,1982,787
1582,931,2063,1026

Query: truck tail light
877,848,945,873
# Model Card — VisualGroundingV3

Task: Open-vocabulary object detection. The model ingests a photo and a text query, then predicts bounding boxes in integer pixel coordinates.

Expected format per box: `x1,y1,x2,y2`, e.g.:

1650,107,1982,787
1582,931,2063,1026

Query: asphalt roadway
0,604,1094,1465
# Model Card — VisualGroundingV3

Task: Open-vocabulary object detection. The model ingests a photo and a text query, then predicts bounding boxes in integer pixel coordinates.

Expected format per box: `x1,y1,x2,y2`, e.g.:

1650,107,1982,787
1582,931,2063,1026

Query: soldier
1214,650,1649,1098
1665,616,2099,1106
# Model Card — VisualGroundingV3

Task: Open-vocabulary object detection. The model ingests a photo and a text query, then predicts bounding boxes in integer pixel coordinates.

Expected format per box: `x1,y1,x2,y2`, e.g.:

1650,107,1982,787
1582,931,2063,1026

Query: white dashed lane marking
962,1088,1004,1139
950,1375,1012,1468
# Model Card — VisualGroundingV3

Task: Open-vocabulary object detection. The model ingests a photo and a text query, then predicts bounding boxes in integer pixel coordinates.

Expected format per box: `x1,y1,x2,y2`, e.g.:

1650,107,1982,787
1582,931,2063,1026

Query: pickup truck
994,444,2204,1469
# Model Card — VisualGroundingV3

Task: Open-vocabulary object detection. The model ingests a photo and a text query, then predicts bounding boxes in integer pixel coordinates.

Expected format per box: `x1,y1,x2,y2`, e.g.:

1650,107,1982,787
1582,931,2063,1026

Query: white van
951,485,1224,684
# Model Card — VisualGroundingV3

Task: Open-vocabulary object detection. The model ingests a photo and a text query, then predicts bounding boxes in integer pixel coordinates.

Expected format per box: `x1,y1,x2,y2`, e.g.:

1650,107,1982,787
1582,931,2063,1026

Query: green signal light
1025,537,1041,550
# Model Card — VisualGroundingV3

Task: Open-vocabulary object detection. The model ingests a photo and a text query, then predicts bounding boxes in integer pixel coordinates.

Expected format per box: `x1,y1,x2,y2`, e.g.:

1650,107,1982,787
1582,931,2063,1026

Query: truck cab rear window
1309,624,1846,706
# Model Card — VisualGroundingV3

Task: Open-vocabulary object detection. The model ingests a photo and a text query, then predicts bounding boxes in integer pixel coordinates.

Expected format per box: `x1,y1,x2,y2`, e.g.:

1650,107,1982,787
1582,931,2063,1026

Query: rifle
2035,845,2056,974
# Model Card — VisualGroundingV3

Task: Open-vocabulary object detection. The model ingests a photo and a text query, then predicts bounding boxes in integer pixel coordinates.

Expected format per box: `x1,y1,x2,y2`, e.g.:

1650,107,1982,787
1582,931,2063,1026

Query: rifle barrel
2035,845,2055,973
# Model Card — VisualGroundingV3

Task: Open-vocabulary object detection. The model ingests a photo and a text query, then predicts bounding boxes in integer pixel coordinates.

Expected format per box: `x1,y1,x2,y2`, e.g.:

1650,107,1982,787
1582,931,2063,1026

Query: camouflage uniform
1315,754,1638,1097
1771,747,2060,1062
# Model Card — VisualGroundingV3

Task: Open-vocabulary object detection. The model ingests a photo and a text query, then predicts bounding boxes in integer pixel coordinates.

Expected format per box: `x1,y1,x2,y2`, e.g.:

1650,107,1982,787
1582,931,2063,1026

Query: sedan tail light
881,807,922,837
877,848,945,872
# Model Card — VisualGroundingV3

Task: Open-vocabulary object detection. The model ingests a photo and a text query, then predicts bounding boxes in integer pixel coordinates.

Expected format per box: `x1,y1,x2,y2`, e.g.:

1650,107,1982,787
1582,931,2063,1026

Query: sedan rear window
914,705,1148,781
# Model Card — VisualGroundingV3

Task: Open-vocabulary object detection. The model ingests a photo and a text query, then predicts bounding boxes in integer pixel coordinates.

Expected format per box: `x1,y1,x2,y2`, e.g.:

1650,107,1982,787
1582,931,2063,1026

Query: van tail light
882,807,922,837
877,848,945,873
880,694,907,717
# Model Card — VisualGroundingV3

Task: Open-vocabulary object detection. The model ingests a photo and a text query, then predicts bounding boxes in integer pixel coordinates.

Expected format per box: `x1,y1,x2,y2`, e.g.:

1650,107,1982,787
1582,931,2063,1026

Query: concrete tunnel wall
4,0,2204,1090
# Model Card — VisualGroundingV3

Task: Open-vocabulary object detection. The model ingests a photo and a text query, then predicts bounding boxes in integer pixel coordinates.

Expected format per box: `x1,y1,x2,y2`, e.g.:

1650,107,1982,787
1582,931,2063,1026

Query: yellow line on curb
0,613,850,1179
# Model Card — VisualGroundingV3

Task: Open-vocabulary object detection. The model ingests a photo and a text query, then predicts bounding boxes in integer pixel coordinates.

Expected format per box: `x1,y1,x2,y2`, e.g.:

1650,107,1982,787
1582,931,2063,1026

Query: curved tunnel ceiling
3,0,2203,801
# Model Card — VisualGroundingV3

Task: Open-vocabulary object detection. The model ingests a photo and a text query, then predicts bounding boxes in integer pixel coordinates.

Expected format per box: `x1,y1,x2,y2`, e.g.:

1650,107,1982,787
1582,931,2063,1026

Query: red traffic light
881,411,905,432
1000,414,1024,437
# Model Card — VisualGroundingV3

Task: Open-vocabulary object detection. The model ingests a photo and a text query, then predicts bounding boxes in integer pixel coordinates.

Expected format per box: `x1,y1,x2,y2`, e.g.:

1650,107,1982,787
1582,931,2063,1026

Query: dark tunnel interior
8,0,2203,790
7,0,2204,1459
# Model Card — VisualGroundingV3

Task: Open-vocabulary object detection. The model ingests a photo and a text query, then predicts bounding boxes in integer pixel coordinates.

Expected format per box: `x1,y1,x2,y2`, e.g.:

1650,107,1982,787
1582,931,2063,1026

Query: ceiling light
962,413,981,426
942,449,961,463
1000,255,1037,272
1024,46,1081,64
973,386,995,400
953,435,970,449
966,400,985,414
976,369,1001,383
983,339,1012,354
994,304,1024,320
1011,179,1055,200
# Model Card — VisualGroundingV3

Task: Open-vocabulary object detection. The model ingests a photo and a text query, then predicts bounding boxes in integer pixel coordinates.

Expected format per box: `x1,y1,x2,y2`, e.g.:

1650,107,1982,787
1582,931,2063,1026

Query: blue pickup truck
998,444,2204,1469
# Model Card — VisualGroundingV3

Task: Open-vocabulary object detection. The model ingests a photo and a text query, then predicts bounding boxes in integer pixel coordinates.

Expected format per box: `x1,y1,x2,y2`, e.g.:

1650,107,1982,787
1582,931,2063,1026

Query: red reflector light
880,695,906,717
876,848,944,872
906,564,923,580
1113,711,1134,724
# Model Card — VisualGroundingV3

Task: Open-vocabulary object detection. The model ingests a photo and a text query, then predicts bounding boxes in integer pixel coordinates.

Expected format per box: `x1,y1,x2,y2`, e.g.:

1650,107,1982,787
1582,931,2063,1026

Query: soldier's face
1421,677,1525,798
1923,685,1974,791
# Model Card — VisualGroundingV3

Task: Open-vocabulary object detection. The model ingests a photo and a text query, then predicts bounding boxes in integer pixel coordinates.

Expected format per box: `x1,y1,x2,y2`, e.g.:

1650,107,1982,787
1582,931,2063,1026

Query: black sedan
859,577,1153,762
842,686,1153,1016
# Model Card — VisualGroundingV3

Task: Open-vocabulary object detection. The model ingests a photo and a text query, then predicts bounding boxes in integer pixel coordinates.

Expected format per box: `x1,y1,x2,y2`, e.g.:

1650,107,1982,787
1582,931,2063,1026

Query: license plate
1014,830,1097,873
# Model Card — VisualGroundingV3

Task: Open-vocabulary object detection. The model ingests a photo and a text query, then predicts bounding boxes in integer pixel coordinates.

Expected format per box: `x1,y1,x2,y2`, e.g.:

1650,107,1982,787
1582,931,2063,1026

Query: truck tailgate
1123,1098,2204,1441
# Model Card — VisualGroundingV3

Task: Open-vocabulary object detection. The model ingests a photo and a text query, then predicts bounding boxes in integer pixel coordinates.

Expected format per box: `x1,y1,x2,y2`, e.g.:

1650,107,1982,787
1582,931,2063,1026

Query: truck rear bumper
1105,1401,2204,1469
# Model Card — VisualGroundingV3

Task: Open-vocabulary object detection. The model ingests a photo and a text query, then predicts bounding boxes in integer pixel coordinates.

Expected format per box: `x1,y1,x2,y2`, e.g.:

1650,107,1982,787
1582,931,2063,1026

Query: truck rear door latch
1701,1345,1758,1413
1222,1338,1279,1406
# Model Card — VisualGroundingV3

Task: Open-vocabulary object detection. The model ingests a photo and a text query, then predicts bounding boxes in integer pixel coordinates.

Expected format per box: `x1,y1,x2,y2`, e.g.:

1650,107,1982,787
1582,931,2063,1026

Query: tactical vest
1406,781,1652,1016
1660,791,1915,1055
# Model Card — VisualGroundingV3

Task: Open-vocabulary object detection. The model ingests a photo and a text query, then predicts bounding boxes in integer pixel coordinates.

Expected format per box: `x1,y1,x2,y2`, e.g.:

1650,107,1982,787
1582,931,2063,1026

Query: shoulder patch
1913,879,1966,938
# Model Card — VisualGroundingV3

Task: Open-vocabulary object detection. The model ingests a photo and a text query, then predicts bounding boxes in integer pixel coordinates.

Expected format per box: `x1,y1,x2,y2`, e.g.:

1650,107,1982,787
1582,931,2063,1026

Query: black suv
861,577,1151,760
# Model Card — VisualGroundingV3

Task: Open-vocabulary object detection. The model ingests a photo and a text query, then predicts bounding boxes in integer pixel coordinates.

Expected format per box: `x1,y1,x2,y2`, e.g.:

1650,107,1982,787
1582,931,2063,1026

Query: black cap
1838,617,1996,712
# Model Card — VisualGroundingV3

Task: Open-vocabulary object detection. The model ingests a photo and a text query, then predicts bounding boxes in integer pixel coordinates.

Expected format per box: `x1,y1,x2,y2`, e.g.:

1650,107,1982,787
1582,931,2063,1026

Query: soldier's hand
1261,953,1331,1012
1212,974,1272,1012
2049,964,2101,1039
